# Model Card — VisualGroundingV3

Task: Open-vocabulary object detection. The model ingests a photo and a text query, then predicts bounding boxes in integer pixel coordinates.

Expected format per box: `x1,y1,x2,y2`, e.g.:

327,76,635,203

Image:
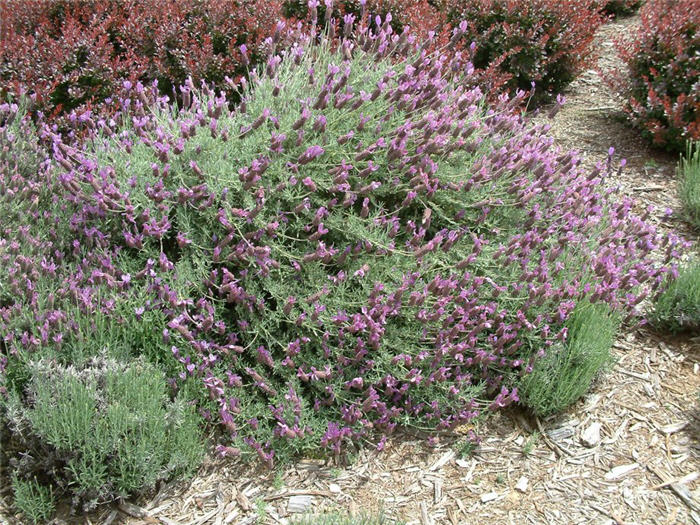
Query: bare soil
2,13,699,525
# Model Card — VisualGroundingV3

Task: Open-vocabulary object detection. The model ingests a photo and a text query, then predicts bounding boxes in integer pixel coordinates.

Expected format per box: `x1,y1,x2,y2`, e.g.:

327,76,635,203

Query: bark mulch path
2,13,699,525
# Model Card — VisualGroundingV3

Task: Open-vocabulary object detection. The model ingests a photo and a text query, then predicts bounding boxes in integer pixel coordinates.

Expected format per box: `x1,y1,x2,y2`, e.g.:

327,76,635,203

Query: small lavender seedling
522,432,540,457
517,301,619,417
679,141,700,229
457,439,477,458
650,260,700,333
255,498,269,523
273,471,285,490
11,477,55,525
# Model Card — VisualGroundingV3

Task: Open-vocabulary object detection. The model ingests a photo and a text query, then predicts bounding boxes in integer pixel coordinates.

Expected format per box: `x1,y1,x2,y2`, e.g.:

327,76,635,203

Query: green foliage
293,510,399,525
74,36,643,461
3,357,204,514
521,431,539,456
11,477,56,525
456,438,478,458
517,301,619,417
650,260,700,333
599,0,644,16
680,142,700,230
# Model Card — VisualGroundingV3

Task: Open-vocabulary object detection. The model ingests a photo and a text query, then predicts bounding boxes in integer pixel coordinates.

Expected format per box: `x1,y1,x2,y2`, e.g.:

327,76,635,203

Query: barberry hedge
0,0,284,119
1,0,605,123
610,0,700,153
442,0,604,105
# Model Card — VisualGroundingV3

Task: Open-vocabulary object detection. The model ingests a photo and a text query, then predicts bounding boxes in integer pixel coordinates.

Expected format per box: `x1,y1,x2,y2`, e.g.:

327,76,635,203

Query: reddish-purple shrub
1,0,605,120
609,0,699,153
442,0,605,105
112,0,285,96
285,0,604,105
0,0,144,118
0,0,285,119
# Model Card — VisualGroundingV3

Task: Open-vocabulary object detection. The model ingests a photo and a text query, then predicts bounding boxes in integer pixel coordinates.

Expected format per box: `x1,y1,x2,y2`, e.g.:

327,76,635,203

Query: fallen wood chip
148,501,174,516
617,368,649,380
158,517,183,525
662,382,686,395
604,463,639,481
590,503,627,525
235,490,251,511
103,510,119,525
447,506,460,525
659,421,688,434
235,517,256,525
515,476,529,493
429,450,455,471
669,483,700,513
265,489,332,502
652,471,699,490
455,459,471,469
223,509,239,525
420,501,432,525
191,508,218,525
602,416,630,445
288,495,315,514
547,426,574,441
480,492,498,503
433,479,443,504
118,502,150,519
582,106,617,112
631,185,665,192
646,464,700,513
581,422,601,448
535,418,574,457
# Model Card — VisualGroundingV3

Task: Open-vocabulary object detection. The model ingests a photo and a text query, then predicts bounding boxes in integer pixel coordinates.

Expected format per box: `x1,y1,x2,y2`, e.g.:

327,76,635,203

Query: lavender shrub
1,6,686,477
0,102,205,514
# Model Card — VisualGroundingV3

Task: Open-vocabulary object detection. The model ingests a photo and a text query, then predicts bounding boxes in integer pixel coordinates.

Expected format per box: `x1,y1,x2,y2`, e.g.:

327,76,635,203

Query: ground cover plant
649,141,700,334
7,358,204,514
9,478,55,525
0,101,205,516
609,0,700,153
294,510,398,524
0,4,689,520
680,142,700,230
517,300,619,416
650,260,700,333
